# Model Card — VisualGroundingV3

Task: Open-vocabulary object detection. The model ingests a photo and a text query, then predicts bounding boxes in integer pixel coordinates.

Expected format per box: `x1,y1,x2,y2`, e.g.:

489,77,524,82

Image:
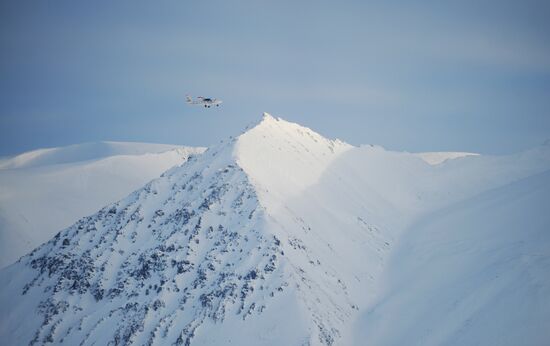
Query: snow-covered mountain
0,142,205,268
1,114,549,345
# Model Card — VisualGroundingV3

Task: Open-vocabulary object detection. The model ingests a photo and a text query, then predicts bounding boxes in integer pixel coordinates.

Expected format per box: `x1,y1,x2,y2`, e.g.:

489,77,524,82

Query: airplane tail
185,95,193,103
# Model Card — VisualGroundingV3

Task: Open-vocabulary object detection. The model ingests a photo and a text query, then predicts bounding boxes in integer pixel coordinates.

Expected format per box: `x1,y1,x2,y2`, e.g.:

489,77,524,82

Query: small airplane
186,95,222,108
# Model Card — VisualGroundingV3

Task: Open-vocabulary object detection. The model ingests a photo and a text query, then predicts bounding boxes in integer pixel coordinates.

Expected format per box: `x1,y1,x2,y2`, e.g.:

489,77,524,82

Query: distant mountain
0,142,205,268
1,114,549,345
413,151,479,165
0,141,187,170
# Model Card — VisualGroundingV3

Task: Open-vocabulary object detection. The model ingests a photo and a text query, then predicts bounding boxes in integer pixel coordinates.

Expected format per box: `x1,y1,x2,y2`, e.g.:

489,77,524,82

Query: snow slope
0,114,549,345
355,170,550,346
0,142,205,268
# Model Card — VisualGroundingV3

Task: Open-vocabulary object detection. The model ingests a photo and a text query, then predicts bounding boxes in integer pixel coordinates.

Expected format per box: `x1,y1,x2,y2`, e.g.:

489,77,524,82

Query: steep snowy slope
355,170,550,346
1,114,549,345
0,143,205,268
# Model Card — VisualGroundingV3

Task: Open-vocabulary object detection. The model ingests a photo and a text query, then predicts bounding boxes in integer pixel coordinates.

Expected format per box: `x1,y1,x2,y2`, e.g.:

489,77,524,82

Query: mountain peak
241,112,282,134
241,113,348,148
234,114,353,204
262,111,276,121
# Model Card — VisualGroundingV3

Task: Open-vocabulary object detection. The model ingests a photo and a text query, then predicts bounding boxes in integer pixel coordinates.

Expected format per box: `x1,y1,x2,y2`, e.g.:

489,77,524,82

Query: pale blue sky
1,0,549,156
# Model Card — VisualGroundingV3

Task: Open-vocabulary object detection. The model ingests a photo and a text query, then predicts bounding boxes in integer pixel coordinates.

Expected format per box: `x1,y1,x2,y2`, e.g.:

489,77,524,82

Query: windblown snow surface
0,142,205,268
0,114,549,345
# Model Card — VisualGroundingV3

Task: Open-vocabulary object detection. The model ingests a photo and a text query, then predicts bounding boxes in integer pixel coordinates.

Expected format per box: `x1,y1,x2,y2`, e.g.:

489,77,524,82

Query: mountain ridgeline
1,113,549,345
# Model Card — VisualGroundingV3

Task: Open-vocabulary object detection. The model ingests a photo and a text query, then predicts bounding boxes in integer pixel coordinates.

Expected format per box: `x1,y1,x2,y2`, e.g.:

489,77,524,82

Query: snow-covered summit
235,112,352,203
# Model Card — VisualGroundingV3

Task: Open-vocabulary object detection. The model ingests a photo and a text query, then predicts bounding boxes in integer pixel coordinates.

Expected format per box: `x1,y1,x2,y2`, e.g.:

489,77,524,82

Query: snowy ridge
1,114,550,345
414,151,479,165
235,114,386,344
0,141,188,170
